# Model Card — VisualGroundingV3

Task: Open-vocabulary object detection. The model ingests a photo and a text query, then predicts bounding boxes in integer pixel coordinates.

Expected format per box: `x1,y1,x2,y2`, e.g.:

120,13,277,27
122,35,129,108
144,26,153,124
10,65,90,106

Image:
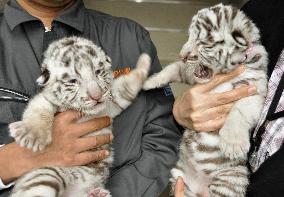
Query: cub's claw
9,121,50,152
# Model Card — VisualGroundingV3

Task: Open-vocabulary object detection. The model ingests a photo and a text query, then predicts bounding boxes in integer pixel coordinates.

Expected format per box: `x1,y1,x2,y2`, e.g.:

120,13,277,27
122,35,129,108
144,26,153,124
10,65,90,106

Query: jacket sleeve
108,26,183,196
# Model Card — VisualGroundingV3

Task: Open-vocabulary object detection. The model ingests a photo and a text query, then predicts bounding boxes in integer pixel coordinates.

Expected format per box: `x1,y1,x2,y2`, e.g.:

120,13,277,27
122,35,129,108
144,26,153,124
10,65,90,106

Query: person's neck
16,0,74,29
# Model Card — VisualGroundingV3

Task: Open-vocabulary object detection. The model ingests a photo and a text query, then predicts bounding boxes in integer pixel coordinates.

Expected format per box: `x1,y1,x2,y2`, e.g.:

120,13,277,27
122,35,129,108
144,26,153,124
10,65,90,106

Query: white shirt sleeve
0,144,14,190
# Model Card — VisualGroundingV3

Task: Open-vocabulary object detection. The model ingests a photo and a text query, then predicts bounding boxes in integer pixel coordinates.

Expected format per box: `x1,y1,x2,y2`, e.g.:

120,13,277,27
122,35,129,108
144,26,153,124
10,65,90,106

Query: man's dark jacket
0,0,182,196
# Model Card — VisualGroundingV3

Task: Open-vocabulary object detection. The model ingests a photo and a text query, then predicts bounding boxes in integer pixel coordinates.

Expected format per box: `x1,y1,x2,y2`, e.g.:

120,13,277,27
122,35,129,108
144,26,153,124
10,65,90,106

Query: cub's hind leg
10,166,111,197
170,131,208,197
170,168,197,197
10,167,66,197
208,165,249,197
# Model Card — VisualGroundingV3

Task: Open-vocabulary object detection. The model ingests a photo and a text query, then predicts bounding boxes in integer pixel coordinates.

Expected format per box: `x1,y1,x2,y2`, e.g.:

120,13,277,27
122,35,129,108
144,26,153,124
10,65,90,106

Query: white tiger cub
143,4,268,197
9,37,151,197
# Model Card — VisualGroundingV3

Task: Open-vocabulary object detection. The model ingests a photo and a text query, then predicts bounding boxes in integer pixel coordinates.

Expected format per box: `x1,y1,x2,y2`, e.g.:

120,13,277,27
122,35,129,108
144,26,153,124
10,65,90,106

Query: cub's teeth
194,65,212,79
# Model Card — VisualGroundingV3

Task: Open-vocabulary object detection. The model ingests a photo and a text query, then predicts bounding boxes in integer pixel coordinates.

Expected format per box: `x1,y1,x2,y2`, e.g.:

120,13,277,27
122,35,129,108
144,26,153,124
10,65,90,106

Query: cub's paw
219,127,250,159
170,168,185,181
143,74,161,90
135,53,151,80
9,121,50,152
88,188,111,197
115,55,150,101
116,76,141,102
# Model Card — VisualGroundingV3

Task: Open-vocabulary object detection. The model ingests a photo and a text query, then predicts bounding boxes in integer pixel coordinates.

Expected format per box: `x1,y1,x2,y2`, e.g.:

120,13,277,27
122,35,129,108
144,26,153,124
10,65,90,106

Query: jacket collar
4,0,85,32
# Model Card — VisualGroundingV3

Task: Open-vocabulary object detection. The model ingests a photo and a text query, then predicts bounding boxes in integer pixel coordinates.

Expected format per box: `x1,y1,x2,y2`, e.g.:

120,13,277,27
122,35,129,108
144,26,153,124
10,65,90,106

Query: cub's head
37,37,113,114
180,4,260,83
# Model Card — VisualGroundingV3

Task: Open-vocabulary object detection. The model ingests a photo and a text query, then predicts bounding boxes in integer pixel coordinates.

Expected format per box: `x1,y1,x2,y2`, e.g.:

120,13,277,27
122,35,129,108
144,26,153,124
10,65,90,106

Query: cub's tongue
194,65,212,79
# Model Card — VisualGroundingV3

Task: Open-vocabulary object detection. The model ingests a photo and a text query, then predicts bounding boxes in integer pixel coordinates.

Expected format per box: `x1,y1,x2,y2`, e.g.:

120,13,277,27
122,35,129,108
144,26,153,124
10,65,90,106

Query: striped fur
9,37,151,197
143,4,268,197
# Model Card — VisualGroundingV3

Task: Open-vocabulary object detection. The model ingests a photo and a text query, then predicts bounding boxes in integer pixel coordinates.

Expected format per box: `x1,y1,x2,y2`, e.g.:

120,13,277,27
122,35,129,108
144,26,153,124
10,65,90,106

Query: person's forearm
0,142,45,184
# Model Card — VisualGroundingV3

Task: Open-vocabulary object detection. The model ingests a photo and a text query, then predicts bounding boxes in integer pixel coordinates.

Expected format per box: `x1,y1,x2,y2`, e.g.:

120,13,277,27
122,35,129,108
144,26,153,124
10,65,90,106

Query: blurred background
84,0,249,98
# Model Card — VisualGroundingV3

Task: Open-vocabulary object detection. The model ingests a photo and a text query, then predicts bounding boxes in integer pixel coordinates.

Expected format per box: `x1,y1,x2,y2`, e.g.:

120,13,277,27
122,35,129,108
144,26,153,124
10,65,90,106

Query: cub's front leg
219,95,264,159
112,53,151,111
143,61,183,90
9,94,57,152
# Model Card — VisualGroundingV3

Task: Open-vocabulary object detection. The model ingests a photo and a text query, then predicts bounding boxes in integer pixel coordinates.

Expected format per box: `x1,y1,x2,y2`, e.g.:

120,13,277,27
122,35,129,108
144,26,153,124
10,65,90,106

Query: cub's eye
232,30,246,46
216,40,225,44
95,69,102,75
68,79,77,83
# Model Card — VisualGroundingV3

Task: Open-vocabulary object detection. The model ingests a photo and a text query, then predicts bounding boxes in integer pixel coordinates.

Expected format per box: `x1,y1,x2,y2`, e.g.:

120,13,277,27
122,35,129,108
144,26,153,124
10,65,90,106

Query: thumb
175,177,185,197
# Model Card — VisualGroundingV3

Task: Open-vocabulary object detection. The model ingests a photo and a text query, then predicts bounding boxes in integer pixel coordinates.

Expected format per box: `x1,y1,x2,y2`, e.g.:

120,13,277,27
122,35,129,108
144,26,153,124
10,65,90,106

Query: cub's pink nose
87,90,102,101
90,94,102,101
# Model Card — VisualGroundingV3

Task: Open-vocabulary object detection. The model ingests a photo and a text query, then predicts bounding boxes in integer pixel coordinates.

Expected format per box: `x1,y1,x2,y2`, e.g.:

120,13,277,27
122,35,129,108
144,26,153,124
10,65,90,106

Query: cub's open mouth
194,65,213,79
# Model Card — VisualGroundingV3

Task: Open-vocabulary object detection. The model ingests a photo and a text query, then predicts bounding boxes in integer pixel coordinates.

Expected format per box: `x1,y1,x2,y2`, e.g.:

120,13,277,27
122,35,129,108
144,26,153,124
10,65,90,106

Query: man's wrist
0,143,47,184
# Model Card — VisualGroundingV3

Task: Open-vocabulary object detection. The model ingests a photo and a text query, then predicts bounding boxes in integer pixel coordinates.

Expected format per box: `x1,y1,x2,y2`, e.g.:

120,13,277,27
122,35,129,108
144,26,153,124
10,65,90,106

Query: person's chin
32,0,73,7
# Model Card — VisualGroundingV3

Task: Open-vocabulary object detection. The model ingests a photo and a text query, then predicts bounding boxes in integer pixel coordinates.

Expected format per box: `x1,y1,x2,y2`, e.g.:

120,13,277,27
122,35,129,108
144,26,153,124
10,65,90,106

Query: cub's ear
36,68,50,86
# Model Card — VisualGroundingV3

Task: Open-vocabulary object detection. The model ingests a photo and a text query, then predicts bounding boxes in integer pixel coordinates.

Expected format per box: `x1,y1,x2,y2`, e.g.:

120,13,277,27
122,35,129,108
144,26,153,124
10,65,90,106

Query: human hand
40,110,112,167
0,111,112,184
173,66,257,131
175,177,185,197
